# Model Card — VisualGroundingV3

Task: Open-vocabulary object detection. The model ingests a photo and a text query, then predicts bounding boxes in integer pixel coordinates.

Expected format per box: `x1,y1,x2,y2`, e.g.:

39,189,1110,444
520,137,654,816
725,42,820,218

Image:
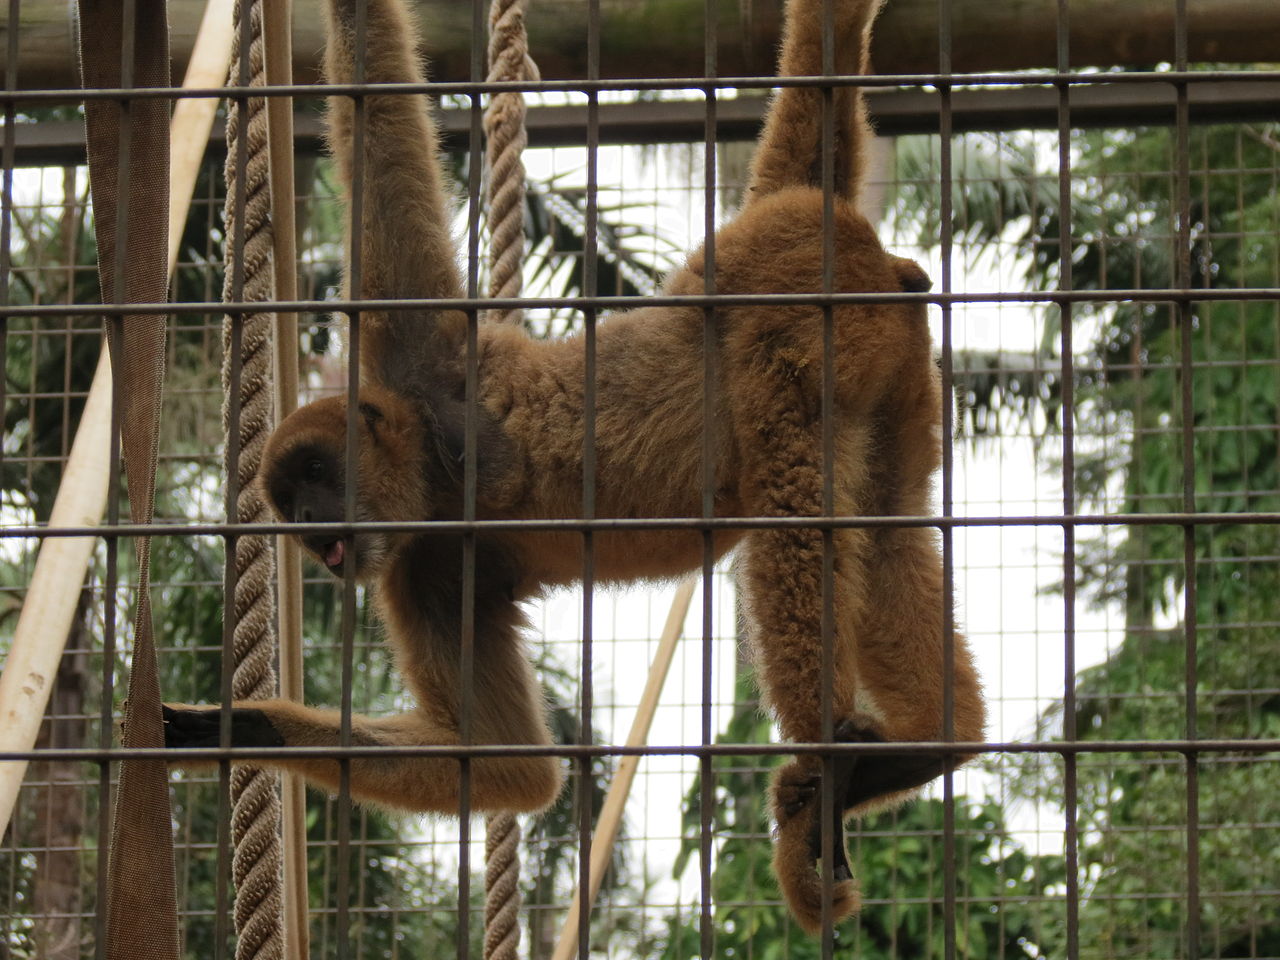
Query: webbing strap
77,1,180,957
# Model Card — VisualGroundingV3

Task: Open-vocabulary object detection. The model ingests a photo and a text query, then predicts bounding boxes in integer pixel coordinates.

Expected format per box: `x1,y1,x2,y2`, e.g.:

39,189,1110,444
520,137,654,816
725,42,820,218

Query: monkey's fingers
807,755,857,883
162,704,285,750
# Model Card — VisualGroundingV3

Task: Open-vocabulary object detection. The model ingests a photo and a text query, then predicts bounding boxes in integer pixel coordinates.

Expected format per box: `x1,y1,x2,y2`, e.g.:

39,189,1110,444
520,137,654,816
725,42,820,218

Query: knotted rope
484,0,539,326
483,0,538,956
222,1,286,957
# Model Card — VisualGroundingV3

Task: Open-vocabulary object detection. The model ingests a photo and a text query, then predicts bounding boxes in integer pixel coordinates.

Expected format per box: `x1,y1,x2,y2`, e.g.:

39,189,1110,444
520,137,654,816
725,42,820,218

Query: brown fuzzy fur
165,0,985,933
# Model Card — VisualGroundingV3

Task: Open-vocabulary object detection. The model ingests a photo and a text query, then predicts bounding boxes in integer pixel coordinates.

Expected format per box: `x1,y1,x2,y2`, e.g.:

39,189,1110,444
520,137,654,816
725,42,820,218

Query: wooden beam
2,0,1277,91
8,81,1280,169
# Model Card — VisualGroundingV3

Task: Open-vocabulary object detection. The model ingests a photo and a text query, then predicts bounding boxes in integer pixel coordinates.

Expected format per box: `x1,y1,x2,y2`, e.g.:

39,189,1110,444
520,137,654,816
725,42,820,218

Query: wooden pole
261,0,309,954
549,578,697,960
0,352,113,832
0,0,234,837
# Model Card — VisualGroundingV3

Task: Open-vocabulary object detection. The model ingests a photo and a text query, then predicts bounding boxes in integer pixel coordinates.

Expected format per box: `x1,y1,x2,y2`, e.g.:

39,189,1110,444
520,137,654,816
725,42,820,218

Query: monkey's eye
305,459,325,483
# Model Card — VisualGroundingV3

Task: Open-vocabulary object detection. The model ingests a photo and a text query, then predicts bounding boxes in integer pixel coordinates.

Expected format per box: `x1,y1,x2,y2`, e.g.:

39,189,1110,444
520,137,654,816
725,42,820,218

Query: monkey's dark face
260,391,429,582
264,442,369,577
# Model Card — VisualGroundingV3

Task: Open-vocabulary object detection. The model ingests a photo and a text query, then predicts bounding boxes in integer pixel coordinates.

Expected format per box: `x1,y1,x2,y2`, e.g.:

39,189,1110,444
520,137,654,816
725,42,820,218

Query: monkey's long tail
773,814,861,933
771,761,861,934
744,0,885,205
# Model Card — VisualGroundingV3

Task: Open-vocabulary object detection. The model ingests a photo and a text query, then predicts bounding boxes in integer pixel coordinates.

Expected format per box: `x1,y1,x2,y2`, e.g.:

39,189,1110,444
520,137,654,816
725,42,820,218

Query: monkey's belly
507,526,741,588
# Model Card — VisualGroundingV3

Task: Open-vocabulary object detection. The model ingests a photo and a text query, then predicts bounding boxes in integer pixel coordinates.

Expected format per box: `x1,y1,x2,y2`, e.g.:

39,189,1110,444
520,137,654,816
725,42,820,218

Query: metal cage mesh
2,2,1279,958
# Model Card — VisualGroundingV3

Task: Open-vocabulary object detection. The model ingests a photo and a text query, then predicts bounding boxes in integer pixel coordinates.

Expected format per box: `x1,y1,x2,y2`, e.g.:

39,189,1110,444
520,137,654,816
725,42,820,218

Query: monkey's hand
162,704,285,752
770,757,860,934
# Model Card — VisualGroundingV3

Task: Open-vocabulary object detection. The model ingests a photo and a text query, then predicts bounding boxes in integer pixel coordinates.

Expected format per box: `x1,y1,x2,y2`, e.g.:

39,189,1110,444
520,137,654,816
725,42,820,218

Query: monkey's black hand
163,705,285,750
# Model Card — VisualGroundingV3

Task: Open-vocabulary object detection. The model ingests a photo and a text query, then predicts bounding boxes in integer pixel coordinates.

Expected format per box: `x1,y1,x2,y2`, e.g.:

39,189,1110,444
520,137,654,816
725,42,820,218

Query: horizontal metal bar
0,68,1275,106
3,287,1279,320
2,737,1277,764
4,510,1280,542
10,80,1278,165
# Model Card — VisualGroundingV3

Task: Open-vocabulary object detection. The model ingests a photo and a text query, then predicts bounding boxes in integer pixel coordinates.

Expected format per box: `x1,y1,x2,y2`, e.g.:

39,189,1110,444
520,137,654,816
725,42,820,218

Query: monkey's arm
746,0,885,205
323,0,468,387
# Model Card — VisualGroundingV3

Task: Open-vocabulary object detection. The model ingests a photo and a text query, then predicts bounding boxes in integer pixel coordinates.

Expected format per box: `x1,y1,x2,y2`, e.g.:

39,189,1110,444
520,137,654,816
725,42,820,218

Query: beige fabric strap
76,1,180,957
223,1,288,957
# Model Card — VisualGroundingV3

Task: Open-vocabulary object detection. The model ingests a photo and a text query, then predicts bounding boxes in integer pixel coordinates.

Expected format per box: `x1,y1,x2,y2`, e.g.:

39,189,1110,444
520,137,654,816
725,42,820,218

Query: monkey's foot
163,704,285,750
834,717,952,814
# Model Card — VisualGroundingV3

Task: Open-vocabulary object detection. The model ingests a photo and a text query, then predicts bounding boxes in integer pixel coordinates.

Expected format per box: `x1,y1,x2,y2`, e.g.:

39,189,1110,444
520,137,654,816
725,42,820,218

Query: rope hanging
483,0,539,956
483,0,539,326
222,1,287,956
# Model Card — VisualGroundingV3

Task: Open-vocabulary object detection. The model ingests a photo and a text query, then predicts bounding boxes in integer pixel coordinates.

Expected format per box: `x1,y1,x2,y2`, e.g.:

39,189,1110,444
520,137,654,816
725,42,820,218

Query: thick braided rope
484,0,538,326
484,810,523,960
222,2,286,958
483,0,538,956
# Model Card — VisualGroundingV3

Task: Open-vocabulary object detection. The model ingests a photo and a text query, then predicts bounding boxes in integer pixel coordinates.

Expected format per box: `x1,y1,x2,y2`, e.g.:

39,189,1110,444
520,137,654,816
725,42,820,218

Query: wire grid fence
2,2,1280,959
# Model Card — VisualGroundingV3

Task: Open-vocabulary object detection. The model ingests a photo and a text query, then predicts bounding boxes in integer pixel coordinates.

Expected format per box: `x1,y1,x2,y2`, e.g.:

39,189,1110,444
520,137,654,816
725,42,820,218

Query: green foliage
897,121,1280,956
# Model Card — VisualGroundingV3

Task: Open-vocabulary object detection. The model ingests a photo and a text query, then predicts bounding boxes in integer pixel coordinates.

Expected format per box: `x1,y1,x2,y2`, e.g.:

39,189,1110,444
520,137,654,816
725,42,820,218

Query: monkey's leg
833,363,987,818
164,699,563,815
746,0,885,204
835,529,986,818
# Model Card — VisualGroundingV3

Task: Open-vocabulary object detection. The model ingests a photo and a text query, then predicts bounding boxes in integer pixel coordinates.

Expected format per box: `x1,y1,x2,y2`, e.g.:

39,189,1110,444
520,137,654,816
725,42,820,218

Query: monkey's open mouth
320,539,345,571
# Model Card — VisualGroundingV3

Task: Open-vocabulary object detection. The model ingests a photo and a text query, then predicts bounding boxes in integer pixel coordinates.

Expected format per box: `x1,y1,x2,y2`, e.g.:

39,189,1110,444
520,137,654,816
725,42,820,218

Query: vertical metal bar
337,1,371,954
577,2,601,957
1172,1,1200,955
217,7,256,955
936,1,958,957
458,0,487,952
699,4,717,958
1054,4,1080,959
0,0,32,920
818,0,837,955
0,0,17,482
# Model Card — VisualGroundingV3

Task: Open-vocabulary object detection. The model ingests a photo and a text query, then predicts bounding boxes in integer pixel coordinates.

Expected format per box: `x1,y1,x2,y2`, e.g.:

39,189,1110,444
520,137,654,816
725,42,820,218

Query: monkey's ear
896,260,932,294
359,401,385,437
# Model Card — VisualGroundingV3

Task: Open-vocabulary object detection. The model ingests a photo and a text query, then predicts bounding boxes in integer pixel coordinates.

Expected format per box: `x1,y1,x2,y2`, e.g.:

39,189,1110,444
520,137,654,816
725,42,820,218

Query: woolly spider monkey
164,0,985,932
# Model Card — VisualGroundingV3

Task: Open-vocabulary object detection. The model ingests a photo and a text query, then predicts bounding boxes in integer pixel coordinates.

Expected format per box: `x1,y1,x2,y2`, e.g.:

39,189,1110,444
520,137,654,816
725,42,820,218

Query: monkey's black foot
833,718,952,811
162,705,285,750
